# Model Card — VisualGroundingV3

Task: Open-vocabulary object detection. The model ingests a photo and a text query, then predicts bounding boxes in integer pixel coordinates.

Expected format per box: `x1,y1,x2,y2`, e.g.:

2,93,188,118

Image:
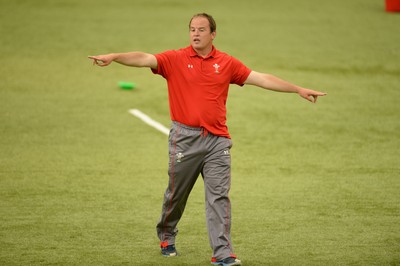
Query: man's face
189,17,216,51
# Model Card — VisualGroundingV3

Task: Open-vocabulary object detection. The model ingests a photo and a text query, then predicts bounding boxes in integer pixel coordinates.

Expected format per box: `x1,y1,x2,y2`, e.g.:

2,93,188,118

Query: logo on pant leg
223,150,230,155
176,152,185,162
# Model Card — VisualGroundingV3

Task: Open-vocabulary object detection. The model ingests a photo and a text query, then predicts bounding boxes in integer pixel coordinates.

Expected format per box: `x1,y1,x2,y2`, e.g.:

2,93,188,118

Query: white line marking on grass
128,109,169,136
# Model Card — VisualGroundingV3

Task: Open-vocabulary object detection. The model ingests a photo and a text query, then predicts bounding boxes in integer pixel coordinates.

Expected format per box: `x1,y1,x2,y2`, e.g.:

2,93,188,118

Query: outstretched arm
244,71,327,103
88,52,157,69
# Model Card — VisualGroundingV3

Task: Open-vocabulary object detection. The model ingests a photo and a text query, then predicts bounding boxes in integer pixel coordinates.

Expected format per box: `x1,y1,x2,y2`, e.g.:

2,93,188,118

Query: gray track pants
156,121,235,260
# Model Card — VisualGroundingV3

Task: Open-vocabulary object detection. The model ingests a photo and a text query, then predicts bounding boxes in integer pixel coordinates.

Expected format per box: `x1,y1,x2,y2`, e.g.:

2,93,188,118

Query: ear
211,31,216,40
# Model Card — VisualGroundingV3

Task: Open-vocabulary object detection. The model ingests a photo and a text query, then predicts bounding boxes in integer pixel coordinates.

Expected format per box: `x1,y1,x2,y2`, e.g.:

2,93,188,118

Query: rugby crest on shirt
213,63,220,74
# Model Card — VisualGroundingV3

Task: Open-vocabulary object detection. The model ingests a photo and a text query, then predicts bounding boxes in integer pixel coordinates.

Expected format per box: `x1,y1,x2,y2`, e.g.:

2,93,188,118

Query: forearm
244,71,327,103
89,52,156,68
111,52,152,67
249,72,301,93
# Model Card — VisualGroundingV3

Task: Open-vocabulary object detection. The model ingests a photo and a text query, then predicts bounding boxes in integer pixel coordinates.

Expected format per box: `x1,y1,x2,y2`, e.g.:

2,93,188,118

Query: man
89,13,326,266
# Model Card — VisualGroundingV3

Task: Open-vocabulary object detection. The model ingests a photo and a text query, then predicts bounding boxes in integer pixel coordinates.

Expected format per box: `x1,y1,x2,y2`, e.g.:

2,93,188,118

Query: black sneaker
211,256,241,266
161,244,178,257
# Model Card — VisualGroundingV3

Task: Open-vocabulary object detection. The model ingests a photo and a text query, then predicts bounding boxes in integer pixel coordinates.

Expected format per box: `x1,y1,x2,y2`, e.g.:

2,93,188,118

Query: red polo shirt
152,45,251,138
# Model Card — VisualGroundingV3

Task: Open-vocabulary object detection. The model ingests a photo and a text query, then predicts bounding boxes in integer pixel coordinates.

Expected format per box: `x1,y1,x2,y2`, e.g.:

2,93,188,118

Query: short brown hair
189,13,216,33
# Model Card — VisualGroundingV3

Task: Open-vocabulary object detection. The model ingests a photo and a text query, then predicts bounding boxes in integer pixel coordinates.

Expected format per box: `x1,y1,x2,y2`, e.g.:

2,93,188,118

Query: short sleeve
230,57,252,86
151,50,177,79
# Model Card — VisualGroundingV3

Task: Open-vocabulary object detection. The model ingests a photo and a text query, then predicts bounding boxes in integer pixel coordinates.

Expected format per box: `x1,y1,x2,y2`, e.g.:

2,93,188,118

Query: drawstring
172,121,208,137
200,127,209,137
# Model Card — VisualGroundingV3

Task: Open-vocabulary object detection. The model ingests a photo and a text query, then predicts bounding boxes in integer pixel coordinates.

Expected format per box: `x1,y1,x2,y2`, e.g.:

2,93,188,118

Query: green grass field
1,0,399,265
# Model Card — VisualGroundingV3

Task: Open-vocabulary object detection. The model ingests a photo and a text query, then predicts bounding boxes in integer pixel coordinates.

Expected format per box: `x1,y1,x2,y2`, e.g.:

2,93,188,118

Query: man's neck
193,46,213,58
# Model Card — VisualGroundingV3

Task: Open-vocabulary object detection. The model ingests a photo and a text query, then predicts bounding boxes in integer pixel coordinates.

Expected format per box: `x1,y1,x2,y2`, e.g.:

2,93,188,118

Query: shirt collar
189,45,217,59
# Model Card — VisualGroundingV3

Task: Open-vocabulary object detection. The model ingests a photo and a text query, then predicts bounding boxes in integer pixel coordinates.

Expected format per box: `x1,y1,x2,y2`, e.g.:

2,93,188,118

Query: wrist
110,53,118,61
295,87,304,94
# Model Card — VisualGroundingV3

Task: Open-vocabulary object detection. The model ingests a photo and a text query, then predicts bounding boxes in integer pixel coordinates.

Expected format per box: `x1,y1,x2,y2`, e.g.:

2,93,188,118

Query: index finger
88,55,98,60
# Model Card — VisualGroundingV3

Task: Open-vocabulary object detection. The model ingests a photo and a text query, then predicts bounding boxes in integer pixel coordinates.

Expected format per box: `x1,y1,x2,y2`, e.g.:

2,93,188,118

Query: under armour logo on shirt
188,64,194,69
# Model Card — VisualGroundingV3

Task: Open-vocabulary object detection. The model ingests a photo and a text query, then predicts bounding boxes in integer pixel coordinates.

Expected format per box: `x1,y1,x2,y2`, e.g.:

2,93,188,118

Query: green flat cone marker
119,81,135,90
